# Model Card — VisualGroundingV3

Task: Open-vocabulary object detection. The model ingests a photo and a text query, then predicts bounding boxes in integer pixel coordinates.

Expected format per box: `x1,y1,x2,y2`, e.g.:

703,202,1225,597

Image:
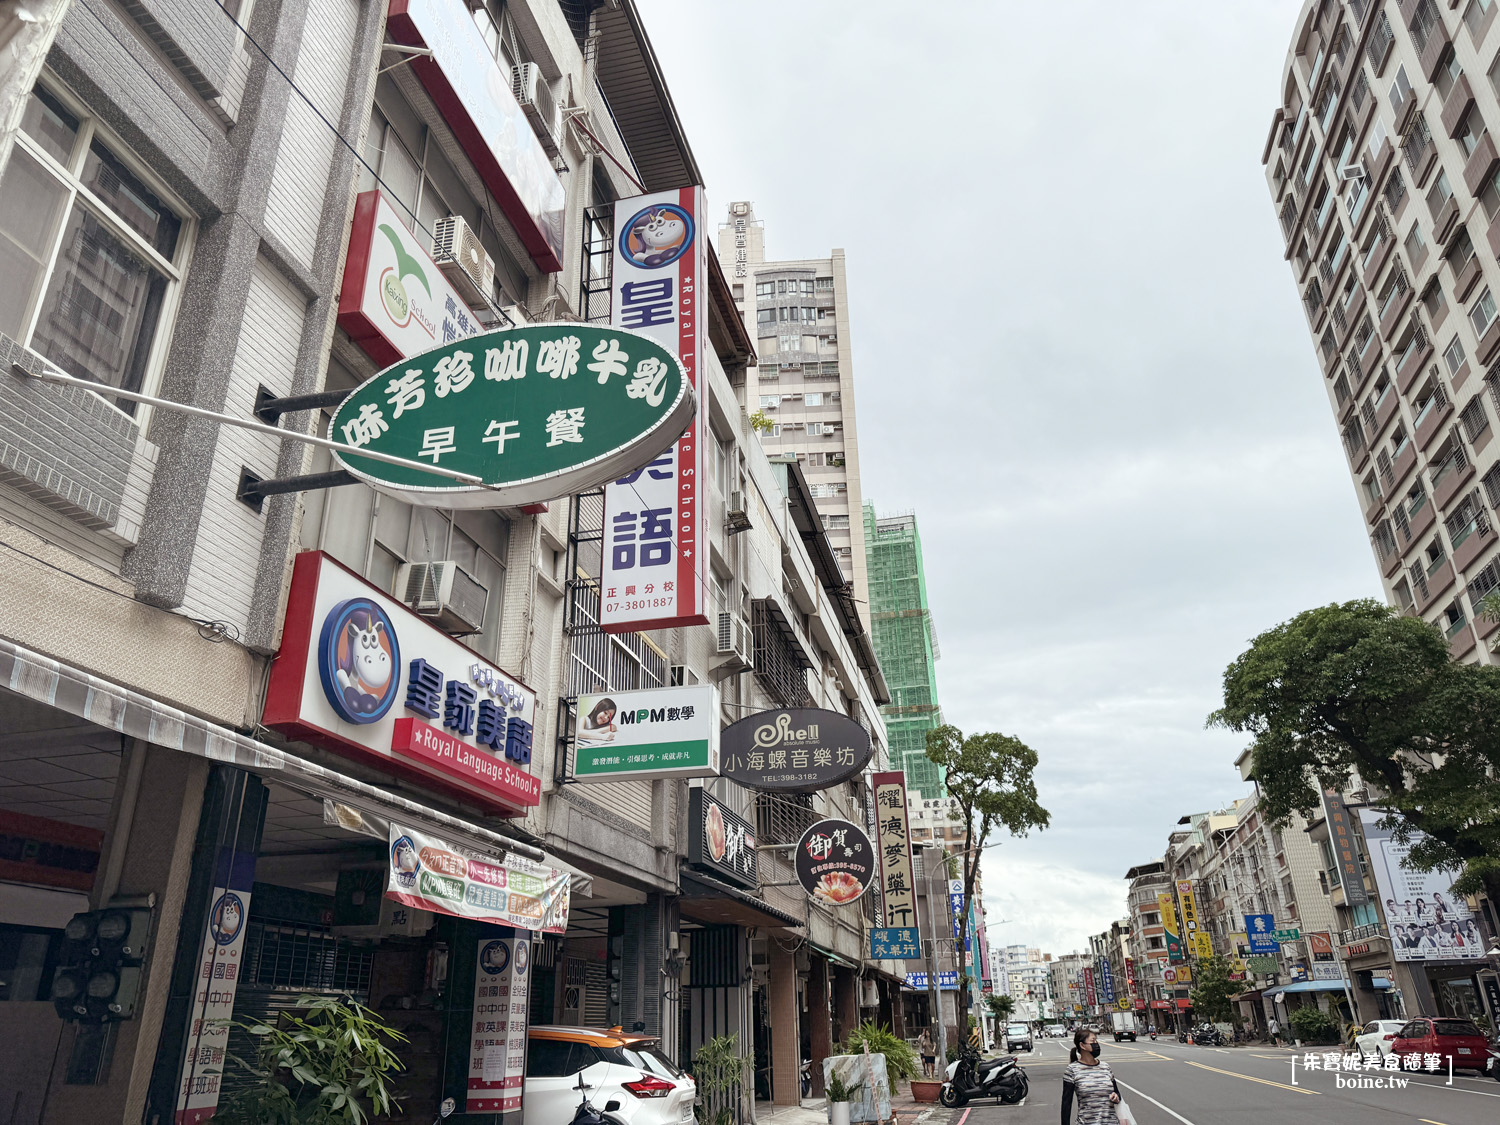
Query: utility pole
922,848,946,1062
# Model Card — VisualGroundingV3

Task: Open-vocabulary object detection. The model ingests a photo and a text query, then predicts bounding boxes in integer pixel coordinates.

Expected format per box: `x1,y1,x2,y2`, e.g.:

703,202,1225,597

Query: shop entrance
0,691,122,1124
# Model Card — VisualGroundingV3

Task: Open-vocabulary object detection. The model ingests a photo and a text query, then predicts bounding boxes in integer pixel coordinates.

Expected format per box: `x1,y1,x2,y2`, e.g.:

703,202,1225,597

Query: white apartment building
717,202,870,619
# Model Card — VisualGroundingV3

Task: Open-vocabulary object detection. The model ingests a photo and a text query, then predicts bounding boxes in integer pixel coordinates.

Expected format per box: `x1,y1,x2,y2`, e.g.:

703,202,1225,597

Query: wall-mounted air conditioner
714,611,753,670
394,561,488,636
432,215,495,310
726,489,752,534
512,62,562,157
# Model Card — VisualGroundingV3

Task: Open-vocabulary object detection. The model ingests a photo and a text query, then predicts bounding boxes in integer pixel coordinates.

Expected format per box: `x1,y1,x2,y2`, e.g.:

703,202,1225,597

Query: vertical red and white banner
601,186,709,633
175,850,255,1124
469,934,531,1113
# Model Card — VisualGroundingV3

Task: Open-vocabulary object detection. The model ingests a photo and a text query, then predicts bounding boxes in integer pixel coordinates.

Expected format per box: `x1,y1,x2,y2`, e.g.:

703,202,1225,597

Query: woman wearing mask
1061,1028,1119,1125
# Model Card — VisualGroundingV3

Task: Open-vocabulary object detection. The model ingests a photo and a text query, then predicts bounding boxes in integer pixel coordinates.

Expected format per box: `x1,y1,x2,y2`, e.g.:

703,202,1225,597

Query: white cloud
636,0,1380,952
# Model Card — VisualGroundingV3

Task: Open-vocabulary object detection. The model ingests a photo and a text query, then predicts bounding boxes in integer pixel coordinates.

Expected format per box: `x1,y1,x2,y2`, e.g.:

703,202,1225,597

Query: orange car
525,1025,696,1125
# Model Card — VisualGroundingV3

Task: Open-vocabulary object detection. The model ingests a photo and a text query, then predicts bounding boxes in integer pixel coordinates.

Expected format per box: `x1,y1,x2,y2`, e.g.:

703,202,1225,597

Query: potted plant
825,1071,863,1125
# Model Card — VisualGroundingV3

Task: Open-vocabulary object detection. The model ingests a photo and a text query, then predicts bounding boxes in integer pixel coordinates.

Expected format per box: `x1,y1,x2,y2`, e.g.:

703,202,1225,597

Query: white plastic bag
1116,1100,1137,1125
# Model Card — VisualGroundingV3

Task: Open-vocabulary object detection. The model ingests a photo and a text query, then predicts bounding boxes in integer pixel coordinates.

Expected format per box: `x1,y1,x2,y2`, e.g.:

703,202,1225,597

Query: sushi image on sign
327,323,695,508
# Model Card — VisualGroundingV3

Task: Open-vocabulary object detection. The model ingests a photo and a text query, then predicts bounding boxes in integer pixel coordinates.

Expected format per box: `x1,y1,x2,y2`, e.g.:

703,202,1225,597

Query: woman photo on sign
578,698,619,743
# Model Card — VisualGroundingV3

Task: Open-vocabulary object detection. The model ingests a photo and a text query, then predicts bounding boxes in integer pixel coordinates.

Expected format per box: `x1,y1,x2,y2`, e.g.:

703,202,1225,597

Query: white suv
524,1026,696,1125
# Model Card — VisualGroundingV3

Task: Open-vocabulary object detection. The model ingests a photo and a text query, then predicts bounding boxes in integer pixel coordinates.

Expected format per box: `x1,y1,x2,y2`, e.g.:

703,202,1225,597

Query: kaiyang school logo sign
327,322,695,509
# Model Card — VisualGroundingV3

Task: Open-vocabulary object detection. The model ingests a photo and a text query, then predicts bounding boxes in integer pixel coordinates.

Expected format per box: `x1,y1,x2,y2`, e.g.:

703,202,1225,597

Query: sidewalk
754,1093,945,1125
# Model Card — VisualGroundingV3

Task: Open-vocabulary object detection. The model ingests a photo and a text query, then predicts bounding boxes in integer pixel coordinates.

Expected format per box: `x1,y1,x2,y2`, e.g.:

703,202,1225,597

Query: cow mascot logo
619,203,694,269
318,598,401,723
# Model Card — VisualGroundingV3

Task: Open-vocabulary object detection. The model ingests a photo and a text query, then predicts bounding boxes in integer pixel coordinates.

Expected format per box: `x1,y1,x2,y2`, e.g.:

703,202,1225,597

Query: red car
1390,1018,1491,1072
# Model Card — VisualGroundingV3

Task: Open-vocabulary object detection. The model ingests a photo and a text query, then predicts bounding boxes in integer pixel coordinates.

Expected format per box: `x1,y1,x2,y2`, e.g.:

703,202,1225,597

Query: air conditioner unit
726,489,752,534
714,611,753,670
432,215,495,311
395,560,488,636
512,62,562,157
1339,162,1366,182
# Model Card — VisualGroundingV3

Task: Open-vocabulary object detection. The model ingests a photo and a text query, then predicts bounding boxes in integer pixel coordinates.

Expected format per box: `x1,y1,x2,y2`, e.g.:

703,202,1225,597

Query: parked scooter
1190,1024,1226,1047
939,1043,1029,1108
568,1071,627,1125
1176,1028,1189,1044
800,1059,812,1098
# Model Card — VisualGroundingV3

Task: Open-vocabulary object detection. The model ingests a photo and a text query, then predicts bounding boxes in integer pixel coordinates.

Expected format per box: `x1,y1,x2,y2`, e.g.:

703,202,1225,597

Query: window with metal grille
1483,462,1500,508
1468,554,1500,605
755,791,815,846
1409,0,1439,52
750,599,812,707
581,205,614,324
563,491,668,694
1383,167,1407,212
241,920,374,994
1444,490,1484,548
1461,396,1490,442
1373,520,1398,560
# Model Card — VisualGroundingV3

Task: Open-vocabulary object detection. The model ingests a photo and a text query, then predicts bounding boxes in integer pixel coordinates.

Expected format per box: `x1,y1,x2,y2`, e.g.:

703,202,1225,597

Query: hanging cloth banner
386,821,569,932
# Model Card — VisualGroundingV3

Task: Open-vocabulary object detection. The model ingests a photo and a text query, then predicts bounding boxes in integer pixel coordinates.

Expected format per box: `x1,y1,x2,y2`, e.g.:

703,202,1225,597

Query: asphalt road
949,1034,1500,1125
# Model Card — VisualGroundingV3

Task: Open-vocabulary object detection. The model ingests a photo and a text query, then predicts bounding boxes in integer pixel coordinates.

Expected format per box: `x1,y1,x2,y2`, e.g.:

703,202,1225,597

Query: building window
778,334,799,352
1445,335,1467,375
756,280,775,297
1456,108,1483,159
756,308,775,325
0,83,189,409
815,277,833,290
1470,288,1498,337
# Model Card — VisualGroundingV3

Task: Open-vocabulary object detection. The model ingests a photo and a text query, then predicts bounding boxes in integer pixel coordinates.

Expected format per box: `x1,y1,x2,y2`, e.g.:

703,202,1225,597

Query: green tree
986,992,1015,1021
1209,599,1500,905
924,725,1050,1038
216,995,406,1125
1188,955,1235,1024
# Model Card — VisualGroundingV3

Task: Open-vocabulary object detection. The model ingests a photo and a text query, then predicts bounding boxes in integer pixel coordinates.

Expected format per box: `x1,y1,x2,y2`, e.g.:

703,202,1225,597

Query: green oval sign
329,323,693,507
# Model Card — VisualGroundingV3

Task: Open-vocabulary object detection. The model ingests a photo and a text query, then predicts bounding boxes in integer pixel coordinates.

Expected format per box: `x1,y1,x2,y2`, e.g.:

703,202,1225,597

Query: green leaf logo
377,223,432,297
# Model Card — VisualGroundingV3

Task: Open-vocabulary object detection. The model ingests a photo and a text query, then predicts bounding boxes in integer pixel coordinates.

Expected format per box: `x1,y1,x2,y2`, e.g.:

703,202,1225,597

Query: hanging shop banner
468,935,530,1113
601,186,710,633
1175,880,1201,950
686,788,758,888
1307,932,1335,962
1320,787,1370,907
386,822,569,933
173,847,256,1124
1125,956,1138,998
1193,931,1214,959
795,817,875,906
869,928,920,960
1311,962,1344,981
719,708,874,791
572,685,719,781
871,771,919,932
1244,913,1279,954
1083,967,1096,1008
1175,964,1191,983
1158,891,1184,962
326,323,693,509
903,970,958,990
337,190,483,368
1246,955,1279,974
1357,807,1484,961
863,781,885,927
265,552,540,815
386,0,564,270
1099,958,1116,1005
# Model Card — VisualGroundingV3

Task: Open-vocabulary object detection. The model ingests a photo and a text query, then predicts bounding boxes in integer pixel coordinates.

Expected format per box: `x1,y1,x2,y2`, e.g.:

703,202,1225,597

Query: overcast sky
637,0,1382,955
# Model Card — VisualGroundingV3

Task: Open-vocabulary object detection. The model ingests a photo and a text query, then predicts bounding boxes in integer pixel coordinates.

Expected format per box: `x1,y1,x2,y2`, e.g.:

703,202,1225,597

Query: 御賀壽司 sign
572,685,719,781
869,928,920,960
327,323,695,508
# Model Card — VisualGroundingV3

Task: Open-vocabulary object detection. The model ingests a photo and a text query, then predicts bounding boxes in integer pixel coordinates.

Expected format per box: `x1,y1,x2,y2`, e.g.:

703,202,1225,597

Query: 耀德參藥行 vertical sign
868,771,920,959
601,188,709,633
468,935,530,1113
1322,788,1369,907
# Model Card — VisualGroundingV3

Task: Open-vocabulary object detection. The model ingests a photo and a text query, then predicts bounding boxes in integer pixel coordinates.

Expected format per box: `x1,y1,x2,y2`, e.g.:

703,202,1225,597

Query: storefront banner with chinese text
387,822,568,932
1158,891,1184,962
572,685,718,780
1321,788,1369,907
174,848,255,1124
602,186,709,632
469,935,530,1113
871,771,918,937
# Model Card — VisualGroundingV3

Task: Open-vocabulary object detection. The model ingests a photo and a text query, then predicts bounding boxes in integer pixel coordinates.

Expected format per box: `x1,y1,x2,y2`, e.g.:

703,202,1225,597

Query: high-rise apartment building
1266,0,1500,660
865,503,947,796
718,202,870,617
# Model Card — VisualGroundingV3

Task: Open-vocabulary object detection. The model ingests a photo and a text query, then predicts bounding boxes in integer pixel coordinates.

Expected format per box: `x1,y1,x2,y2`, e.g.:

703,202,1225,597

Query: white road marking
1113,1079,1199,1125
